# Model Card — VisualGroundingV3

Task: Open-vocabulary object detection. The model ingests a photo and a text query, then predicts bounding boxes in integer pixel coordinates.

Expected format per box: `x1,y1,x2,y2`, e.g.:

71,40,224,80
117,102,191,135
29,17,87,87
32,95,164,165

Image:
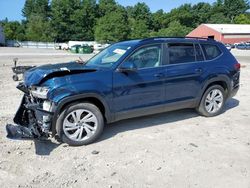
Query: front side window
123,44,162,69
201,44,222,60
168,43,195,64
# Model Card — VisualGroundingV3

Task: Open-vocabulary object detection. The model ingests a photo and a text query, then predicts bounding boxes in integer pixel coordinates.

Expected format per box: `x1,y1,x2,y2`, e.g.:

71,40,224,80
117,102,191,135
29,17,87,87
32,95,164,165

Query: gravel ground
0,47,249,188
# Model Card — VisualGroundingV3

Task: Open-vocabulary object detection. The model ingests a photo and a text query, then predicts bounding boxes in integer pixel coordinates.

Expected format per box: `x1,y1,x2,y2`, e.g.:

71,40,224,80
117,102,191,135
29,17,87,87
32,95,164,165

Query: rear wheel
197,85,226,117
56,103,104,146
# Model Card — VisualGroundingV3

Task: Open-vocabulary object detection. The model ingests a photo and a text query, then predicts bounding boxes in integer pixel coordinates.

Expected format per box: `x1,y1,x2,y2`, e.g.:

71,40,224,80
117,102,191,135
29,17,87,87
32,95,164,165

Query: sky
0,0,216,21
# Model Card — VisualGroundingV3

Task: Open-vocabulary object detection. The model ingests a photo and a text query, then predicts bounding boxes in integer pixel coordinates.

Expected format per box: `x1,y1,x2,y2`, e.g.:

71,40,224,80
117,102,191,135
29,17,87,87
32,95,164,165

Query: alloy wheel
205,89,224,114
63,109,98,141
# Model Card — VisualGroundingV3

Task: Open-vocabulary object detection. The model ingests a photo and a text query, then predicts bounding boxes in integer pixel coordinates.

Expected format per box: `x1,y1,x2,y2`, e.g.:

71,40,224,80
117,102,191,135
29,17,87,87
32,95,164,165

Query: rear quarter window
201,44,222,60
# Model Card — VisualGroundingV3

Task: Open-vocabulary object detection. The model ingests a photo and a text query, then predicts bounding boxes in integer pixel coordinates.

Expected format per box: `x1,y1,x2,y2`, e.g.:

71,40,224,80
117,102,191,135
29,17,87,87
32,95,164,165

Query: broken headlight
30,86,49,99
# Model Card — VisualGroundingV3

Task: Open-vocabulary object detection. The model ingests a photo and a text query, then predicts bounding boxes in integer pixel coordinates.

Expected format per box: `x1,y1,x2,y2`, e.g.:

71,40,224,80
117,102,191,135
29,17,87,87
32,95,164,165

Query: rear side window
201,44,222,60
168,43,195,64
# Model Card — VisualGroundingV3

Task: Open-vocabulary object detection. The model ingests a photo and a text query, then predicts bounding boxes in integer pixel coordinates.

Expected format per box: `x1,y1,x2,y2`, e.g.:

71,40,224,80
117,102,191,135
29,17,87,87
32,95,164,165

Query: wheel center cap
78,122,84,126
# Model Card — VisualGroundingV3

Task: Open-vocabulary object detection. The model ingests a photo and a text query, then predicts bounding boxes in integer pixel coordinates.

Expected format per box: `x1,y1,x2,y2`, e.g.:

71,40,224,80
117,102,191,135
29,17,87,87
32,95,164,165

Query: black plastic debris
6,124,34,139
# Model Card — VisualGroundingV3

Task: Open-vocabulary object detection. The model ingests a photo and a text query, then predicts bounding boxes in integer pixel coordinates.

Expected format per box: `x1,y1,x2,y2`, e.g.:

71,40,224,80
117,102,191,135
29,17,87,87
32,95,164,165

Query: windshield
86,44,131,68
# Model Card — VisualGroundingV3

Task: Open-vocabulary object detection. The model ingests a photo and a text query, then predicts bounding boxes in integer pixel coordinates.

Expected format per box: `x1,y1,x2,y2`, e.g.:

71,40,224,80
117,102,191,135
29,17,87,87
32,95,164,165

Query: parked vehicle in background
236,43,246,50
234,42,250,50
61,43,69,50
7,37,240,146
224,43,232,51
245,43,250,50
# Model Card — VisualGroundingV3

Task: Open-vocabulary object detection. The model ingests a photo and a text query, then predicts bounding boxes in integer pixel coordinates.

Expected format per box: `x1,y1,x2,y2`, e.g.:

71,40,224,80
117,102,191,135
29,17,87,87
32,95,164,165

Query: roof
117,39,140,46
117,37,218,47
204,24,250,34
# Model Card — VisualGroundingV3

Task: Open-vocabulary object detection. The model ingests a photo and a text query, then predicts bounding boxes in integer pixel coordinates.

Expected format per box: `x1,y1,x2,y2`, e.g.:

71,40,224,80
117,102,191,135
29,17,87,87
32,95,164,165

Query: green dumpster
70,45,81,53
78,45,94,54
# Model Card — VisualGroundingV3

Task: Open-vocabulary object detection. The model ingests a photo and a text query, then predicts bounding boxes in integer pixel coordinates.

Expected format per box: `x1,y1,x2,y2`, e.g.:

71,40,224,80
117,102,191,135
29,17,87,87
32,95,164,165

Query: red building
187,24,250,44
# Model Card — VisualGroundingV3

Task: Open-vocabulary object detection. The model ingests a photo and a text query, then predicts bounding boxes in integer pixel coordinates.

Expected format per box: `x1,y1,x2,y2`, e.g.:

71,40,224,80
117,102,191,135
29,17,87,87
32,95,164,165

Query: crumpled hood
24,62,96,87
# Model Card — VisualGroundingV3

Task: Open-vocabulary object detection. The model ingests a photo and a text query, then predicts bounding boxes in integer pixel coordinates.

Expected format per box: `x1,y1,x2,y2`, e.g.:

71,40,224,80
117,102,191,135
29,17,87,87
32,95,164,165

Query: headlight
43,100,52,111
30,86,49,99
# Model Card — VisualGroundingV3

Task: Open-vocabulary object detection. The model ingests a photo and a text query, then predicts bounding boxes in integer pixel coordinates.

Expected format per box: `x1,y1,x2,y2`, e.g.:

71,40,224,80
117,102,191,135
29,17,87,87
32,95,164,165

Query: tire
13,75,19,81
56,102,104,146
196,85,226,117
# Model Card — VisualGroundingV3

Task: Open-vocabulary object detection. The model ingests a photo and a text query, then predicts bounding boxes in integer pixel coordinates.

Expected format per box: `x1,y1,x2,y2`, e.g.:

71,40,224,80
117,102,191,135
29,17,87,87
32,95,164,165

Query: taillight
234,62,241,71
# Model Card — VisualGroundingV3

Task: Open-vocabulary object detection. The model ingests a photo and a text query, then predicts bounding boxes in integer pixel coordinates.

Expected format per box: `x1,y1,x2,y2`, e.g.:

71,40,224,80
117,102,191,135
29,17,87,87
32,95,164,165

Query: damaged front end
6,83,55,139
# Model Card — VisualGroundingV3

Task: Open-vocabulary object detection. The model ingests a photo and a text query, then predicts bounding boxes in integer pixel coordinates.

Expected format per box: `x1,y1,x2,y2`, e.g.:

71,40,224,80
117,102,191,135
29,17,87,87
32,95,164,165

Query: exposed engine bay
6,83,54,139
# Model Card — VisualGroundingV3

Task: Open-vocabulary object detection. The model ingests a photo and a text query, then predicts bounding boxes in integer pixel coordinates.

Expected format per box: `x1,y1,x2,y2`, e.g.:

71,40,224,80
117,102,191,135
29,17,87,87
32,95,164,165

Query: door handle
195,68,203,73
154,73,165,78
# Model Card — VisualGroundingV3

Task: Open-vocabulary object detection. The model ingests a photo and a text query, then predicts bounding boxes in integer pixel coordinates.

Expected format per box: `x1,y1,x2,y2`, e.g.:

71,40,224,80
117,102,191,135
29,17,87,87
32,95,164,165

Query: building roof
204,24,250,34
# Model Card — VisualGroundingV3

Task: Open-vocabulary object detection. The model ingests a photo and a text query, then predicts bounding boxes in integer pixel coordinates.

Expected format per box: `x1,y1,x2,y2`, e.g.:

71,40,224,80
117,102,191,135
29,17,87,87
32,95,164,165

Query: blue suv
7,37,240,146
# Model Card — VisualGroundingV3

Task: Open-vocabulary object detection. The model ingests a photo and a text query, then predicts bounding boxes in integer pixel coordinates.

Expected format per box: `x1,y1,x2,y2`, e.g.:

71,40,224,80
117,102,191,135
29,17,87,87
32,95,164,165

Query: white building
0,25,5,45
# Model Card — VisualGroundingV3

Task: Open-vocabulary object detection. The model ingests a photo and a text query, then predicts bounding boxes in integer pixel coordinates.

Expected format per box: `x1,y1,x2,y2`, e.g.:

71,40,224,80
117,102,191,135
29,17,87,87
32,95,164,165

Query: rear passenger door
165,42,205,103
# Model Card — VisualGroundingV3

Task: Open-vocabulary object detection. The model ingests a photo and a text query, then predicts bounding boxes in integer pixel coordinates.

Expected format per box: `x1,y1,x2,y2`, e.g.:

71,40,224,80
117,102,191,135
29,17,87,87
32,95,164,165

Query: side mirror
118,61,137,72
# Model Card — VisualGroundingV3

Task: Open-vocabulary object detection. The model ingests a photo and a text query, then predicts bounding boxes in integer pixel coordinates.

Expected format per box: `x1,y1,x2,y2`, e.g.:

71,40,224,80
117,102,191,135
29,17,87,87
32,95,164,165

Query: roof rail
140,36,213,42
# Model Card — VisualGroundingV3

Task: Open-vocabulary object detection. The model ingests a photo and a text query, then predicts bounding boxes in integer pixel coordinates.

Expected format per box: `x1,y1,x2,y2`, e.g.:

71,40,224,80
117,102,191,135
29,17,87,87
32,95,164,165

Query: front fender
50,92,113,137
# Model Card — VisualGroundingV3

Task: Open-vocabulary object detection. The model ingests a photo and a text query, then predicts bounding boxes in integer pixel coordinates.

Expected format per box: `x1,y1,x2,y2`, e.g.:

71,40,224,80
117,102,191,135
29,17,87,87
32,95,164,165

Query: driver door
112,44,166,119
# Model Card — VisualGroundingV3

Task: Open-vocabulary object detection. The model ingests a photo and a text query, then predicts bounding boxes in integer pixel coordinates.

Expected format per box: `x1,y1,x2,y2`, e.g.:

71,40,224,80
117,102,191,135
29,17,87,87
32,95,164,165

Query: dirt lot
0,47,249,188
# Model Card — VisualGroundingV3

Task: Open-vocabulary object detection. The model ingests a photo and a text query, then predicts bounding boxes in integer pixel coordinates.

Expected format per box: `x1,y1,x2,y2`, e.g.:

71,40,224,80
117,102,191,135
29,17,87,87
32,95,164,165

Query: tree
9,0,250,42
234,14,250,24
168,4,195,27
98,0,118,16
208,12,231,23
129,19,149,39
95,8,129,42
71,0,97,41
127,2,152,29
152,9,169,31
22,0,51,41
210,0,249,23
25,14,52,41
157,21,192,37
22,0,50,20
224,0,250,22
22,0,35,19
50,0,81,42
192,3,212,26
0,19,26,40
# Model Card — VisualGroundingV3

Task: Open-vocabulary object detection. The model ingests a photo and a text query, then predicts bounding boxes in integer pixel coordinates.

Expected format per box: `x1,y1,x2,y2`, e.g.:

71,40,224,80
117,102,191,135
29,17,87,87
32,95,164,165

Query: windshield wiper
76,57,87,65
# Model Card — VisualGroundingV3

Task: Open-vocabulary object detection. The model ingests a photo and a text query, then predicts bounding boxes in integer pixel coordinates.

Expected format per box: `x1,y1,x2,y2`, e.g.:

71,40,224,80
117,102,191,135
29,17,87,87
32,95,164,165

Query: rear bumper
228,71,240,98
228,85,239,98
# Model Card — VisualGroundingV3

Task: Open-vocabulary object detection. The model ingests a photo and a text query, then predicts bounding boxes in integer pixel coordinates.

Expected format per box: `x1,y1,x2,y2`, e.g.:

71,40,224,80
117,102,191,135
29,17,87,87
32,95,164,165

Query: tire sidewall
198,85,226,117
56,103,104,146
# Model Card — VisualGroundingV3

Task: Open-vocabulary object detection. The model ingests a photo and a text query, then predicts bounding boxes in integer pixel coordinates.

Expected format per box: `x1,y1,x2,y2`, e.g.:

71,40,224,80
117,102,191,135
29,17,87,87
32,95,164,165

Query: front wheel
56,103,104,146
197,85,226,117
